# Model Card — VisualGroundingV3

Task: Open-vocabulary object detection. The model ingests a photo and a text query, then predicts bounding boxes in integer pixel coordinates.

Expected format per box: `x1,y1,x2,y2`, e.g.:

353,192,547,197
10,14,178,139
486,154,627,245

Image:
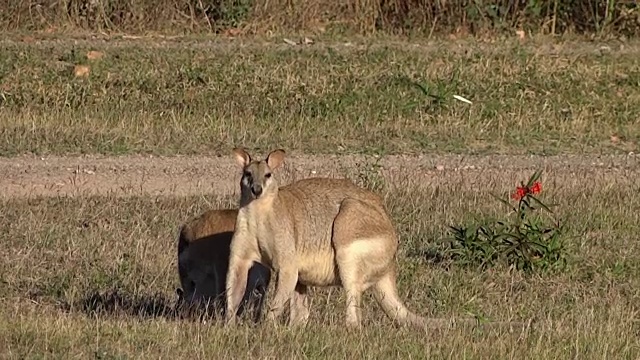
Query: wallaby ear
266,149,286,170
232,147,251,168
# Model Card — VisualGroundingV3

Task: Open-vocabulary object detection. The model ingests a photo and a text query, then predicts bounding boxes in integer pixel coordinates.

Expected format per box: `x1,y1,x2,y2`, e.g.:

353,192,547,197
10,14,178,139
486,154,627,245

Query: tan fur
176,208,271,322
225,148,428,329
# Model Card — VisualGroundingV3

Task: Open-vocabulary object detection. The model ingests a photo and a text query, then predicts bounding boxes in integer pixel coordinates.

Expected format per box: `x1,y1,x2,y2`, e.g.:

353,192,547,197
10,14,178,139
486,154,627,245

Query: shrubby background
3,0,638,36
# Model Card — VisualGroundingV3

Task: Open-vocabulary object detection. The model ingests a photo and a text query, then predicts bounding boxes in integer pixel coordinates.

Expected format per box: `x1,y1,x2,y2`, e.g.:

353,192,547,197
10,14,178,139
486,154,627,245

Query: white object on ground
453,95,472,104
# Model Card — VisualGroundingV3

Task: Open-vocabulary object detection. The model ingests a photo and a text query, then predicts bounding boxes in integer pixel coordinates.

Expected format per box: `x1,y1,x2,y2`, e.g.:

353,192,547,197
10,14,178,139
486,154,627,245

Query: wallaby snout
251,184,263,197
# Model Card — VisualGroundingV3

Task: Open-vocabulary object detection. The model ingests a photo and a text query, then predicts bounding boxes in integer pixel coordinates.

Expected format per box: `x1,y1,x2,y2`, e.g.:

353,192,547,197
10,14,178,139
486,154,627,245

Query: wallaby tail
177,225,191,256
373,271,533,333
373,271,429,329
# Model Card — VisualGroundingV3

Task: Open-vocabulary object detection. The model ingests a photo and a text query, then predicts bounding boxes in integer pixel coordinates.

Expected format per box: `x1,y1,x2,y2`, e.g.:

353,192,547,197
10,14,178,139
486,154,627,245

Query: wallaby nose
252,184,263,196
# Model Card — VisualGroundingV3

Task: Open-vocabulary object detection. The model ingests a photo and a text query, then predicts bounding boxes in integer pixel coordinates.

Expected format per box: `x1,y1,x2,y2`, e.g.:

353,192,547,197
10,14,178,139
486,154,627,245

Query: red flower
511,181,542,201
511,186,529,201
530,181,542,195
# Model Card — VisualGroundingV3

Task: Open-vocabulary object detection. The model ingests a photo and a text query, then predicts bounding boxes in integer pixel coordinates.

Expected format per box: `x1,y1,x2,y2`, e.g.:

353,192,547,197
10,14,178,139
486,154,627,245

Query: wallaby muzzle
251,184,263,197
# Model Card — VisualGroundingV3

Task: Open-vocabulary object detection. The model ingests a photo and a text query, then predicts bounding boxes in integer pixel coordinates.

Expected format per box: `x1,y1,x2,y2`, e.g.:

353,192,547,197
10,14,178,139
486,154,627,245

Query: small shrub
442,170,568,273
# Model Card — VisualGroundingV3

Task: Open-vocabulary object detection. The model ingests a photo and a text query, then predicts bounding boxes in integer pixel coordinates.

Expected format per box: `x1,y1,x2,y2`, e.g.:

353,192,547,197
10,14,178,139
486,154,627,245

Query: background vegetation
2,0,638,36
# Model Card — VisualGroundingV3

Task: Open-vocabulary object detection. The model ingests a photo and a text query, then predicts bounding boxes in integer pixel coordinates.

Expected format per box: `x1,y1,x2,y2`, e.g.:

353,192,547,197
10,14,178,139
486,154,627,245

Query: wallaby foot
288,284,310,326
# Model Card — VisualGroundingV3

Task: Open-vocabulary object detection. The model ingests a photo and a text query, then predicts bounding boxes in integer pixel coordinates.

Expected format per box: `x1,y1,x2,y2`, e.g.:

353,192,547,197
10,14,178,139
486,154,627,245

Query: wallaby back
271,177,397,286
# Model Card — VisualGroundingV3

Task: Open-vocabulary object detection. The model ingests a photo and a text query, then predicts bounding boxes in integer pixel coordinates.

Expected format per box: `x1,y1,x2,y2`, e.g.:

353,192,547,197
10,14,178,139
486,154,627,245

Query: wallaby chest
239,202,282,267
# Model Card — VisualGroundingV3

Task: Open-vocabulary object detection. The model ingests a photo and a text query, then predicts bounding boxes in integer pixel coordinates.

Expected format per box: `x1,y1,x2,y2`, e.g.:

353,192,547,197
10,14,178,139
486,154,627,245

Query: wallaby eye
243,171,251,178
265,173,272,179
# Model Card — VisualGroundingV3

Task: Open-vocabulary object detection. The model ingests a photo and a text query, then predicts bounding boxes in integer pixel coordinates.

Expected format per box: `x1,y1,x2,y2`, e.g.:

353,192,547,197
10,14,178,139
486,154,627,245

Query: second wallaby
176,208,271,322
224,148,428,329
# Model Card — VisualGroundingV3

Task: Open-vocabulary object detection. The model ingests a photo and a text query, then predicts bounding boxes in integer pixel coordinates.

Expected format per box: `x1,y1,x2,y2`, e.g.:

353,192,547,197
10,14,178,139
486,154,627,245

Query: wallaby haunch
224,148,428,328
176,208,271,322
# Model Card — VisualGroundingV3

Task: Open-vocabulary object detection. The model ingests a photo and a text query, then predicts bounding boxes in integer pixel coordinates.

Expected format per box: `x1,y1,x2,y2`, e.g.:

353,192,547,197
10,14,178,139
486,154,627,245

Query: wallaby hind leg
288,284,310,326
266,264,299,323
334,246,363,327
333,198,396,328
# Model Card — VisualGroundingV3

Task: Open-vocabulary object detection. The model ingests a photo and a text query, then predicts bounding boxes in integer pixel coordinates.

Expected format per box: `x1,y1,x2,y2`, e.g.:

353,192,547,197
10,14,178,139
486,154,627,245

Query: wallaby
224,148,428,329
176,208,271,322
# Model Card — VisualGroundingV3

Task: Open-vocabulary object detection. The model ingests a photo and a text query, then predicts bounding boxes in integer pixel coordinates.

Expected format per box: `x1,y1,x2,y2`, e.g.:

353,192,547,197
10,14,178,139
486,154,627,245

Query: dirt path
0,154,637,199
2,34,636,57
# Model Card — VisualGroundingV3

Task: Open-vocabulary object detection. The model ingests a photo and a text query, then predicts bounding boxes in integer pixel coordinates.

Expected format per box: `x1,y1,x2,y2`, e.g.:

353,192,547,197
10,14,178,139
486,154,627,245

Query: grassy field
0,35,639,156
1,31,640,359
2,162,640,358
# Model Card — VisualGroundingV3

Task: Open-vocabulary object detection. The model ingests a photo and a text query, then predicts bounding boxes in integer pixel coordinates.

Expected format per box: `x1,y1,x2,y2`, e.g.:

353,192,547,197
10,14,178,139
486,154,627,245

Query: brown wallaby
224,148,428,329
176,208,271,322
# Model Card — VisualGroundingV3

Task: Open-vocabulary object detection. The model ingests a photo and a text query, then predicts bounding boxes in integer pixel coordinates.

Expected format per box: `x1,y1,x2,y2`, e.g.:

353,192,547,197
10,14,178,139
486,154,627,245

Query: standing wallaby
176,208,271,322
224,148,428,329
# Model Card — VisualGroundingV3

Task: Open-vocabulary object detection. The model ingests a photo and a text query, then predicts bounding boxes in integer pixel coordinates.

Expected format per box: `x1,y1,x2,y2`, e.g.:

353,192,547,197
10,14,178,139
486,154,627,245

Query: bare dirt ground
0,153,637,199
2,33,635,56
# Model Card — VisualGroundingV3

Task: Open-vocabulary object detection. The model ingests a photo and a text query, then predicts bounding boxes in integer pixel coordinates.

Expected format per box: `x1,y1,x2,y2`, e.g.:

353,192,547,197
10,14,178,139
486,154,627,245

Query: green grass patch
0,38,638,156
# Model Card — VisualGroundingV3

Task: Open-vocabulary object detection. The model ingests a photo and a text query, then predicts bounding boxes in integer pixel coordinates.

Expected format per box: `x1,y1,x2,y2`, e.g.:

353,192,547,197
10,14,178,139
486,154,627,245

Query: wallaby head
232,148,286,205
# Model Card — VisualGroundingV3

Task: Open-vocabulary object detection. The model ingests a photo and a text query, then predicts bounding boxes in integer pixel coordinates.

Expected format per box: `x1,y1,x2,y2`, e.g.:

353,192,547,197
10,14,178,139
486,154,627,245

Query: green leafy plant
443,170,568,273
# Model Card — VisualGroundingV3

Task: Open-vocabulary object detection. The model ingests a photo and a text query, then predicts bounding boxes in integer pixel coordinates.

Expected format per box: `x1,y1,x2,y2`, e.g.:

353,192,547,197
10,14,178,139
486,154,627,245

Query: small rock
224,28,243,37
74,65,90,78
436,165,445,171
86,50,104,60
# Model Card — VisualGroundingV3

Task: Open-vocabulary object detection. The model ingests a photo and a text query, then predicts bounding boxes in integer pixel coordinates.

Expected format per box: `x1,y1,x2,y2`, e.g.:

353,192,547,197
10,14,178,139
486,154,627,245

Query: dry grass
0,37,639,156
1,166,639,358
2,0,638,36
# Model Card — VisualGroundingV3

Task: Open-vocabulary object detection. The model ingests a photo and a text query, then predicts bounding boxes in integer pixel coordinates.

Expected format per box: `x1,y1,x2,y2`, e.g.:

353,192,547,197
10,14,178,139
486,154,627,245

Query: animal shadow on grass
27,286,181,320
72,289,236,323
76,289,181,320
29,286,214,322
